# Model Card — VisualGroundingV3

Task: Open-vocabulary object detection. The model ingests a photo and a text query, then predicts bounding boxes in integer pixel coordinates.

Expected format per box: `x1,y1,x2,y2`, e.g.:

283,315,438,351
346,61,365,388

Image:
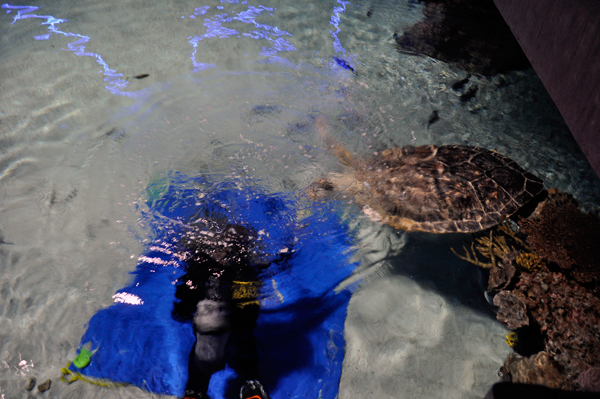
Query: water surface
1,0,599,398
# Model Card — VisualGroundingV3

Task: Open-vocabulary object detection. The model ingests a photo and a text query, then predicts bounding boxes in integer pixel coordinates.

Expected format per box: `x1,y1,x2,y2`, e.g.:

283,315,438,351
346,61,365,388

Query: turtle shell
355,145,544,233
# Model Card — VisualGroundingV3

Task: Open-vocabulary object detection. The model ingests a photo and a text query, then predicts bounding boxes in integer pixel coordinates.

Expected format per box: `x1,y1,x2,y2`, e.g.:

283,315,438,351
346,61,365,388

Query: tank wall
493,0,600,178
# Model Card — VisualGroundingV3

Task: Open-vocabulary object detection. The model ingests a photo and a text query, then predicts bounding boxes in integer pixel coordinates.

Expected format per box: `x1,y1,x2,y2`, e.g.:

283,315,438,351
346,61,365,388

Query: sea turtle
309,117,545,233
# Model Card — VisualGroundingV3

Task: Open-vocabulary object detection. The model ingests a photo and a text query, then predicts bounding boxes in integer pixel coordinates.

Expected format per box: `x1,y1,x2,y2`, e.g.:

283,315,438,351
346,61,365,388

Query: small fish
452,74,471,91
427,110,439,130
333,57,355,73
105,127,117,137
134,73,149,79
251,105,280,115
366,6,374,17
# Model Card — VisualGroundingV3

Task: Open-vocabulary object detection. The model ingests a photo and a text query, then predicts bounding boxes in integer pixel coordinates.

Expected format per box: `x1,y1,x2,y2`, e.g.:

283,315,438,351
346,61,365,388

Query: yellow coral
497,221,531,251
451,242,494,268
451,221,535,269
516,252,545,272
474,232,513,261
451,226,516,269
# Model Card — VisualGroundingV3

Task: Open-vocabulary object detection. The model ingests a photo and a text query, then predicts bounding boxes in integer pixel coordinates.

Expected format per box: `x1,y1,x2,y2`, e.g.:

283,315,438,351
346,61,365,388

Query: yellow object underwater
61,362,128,388
505,331,518,347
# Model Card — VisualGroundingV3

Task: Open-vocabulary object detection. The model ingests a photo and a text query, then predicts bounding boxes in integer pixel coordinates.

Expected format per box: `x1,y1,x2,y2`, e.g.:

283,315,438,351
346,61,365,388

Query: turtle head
306,172,362,202
306,178,336,201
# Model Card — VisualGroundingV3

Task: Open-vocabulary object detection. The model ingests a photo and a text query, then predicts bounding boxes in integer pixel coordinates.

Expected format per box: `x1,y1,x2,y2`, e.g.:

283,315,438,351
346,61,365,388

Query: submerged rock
493,290,528,330
516,268,600,381
455,188,600,389
24,377,36,391
488,251,518,292
520,189,600,293
577,367,600,393
37,379,51,393
499,351,569,390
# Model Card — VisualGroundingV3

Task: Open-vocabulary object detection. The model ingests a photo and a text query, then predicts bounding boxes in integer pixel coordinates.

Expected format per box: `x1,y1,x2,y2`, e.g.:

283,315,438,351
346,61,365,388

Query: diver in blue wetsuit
73,174,355,399
172,222,273,399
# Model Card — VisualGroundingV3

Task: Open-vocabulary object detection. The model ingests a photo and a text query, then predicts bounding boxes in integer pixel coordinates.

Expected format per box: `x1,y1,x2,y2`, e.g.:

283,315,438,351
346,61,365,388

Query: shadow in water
386,230,497,319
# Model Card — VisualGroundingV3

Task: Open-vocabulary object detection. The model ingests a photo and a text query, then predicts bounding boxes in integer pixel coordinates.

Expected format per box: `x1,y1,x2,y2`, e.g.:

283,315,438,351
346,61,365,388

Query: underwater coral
499,351,568,390
520,190,600,292
515,268,600,381
452,189,600,391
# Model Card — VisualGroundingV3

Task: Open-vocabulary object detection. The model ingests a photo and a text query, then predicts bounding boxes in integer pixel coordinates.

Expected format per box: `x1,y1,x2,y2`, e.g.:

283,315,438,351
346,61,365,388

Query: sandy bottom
340,229,511,399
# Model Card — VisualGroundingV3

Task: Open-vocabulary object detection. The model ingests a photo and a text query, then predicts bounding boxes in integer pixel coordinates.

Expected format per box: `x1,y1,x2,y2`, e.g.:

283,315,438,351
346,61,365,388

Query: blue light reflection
1,3,138,97
187,3,296,72
330,0,349,54
2,0,356,96
327,0,355,73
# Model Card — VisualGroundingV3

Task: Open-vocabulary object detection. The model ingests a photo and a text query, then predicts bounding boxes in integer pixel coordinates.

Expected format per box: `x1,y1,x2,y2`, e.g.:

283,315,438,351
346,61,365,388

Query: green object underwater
73,347,93,369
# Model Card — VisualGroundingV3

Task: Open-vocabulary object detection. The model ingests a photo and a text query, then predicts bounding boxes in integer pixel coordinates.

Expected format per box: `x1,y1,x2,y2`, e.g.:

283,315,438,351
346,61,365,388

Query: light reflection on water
2,0,352,94
2,3,133,96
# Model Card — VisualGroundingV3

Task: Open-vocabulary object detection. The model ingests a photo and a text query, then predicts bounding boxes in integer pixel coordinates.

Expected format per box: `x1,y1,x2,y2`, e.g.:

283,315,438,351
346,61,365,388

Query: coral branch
451,243,494,268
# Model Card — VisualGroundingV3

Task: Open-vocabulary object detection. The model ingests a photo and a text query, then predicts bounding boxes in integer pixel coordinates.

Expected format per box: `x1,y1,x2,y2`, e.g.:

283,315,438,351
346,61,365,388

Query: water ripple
186,3,297,72
1,3,139,97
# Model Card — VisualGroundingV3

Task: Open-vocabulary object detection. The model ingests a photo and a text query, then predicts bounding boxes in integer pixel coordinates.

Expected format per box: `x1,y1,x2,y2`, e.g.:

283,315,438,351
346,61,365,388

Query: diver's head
182,223,255,268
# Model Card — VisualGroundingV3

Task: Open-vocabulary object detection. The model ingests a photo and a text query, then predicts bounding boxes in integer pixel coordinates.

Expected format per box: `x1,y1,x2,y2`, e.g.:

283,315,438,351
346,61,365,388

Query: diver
172,222,271,399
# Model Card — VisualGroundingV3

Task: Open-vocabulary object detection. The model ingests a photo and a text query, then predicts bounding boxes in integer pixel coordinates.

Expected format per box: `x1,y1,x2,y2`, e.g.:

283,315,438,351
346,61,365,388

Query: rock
488,251,518,292
494,290,529,329
528,189,578,220
500,351,569,390
520,191,600,293
24,377,36,391
577,367,600,392
37,379,51,393
516,269,600,380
